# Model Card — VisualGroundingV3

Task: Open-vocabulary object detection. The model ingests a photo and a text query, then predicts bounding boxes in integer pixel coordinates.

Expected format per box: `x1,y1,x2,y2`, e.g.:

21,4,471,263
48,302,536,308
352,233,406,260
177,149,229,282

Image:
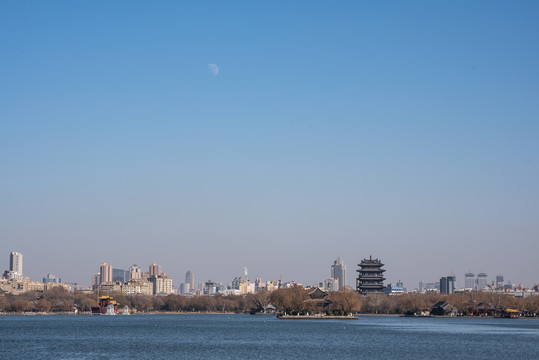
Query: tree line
1,286,537,315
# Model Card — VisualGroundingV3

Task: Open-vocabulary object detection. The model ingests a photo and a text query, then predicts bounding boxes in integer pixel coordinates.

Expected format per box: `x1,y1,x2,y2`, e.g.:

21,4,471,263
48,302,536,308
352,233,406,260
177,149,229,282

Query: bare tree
329,289,362,313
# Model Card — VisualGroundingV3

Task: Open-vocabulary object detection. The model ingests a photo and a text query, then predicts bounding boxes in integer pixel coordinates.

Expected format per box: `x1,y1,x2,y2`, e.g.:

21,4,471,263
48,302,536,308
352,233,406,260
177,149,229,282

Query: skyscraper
331,257,346,290
464,272,475,290
149,263,162,277
129,264,142,280
496,274,504,289
185,270,194,290
440,275,456,294
112,268,129,283
10,252,23,275
477,272,488,290
100,263,112,284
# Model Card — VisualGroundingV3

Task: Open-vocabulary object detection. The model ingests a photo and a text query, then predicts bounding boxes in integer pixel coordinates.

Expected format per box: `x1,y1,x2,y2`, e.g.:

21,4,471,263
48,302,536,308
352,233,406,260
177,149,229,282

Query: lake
1,314,538,359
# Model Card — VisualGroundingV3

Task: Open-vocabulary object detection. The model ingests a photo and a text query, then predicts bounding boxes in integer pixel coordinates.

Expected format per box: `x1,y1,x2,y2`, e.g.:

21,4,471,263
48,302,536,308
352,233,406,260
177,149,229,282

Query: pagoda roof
309,287,329,299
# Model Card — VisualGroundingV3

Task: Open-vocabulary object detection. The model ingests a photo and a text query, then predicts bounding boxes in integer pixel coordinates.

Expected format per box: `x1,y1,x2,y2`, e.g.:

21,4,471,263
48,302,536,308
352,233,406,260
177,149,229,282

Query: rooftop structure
356,256,386,295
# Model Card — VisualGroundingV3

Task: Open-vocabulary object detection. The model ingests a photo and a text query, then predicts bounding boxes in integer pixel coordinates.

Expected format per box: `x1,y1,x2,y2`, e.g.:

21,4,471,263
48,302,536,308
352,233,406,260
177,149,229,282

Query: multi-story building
477,272,488,290
323,278,339,292
464,272,475,290
129,265,142,280
10,252,23,276
204,280,219,295
150,274,173,295
185,270,195,290
43,274,58,283
0,278,70,295
424,282,439,291
149,263,162,277
100,263,113,284
254,278,264,291
92,273,100,290
496,275,504,289
112,268,129,283
440,275,456,294
3,270,21,280
179,282,191,295
356,256,386,294
331,257,346,290
266,280,280,292
383,283,404,295
122,279,153,295
100,281,123,293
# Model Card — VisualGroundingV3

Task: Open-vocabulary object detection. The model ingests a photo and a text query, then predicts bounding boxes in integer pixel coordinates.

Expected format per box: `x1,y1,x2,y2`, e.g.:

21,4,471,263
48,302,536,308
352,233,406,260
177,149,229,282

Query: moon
208,63,219,76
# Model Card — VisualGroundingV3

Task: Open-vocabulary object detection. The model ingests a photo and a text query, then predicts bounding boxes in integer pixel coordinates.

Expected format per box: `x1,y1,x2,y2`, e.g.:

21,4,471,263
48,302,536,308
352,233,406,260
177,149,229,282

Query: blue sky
1,1,538,289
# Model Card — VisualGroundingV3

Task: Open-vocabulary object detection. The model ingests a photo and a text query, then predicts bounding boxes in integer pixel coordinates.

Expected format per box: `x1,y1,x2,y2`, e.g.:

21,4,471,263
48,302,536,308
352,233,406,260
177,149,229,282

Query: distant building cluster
1,251,70,295
416,271,536,298
1,250,538,299
93,262,174,296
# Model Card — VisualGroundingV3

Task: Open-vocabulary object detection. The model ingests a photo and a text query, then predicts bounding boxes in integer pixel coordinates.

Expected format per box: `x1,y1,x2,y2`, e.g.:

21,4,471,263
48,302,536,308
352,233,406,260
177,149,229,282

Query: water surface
1,314,538,359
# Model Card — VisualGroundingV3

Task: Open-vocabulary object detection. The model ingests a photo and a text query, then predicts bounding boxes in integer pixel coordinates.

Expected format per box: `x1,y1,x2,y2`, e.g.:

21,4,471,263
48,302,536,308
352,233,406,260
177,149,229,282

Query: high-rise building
324,278,339,292
149,263,162,277
477,272,488,290
331,257,346,290
112,268,129,283
464,272,475,290
418,280,424,293
179,282,191,295
356,256,386,294
10,252,23,275
255,278,264,290
129,265,142,280
92,273,100,289
185,270,194,290
496,274,504,289
100,263,113,284
43,274,58,283
150,274,174,295
440,275,456,294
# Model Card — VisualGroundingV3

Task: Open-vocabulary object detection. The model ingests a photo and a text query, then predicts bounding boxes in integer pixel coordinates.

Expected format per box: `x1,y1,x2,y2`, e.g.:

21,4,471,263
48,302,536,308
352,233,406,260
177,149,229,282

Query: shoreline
1,311,537,319
278,315,358,320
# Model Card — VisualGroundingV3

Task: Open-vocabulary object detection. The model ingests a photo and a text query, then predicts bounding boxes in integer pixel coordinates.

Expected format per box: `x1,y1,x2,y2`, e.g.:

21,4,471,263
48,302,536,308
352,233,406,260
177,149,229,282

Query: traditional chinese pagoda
356,256,386,294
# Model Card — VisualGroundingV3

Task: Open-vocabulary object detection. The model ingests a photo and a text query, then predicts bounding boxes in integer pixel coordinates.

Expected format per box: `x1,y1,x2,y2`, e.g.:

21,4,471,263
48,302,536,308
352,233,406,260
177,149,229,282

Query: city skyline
1,250,534,291
1,2,538,289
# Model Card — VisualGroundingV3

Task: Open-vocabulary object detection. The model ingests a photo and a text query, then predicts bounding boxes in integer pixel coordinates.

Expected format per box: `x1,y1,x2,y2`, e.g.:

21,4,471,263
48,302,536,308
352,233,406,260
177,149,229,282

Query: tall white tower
185,270,194,290
10,252,23,275
331,256,346,290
